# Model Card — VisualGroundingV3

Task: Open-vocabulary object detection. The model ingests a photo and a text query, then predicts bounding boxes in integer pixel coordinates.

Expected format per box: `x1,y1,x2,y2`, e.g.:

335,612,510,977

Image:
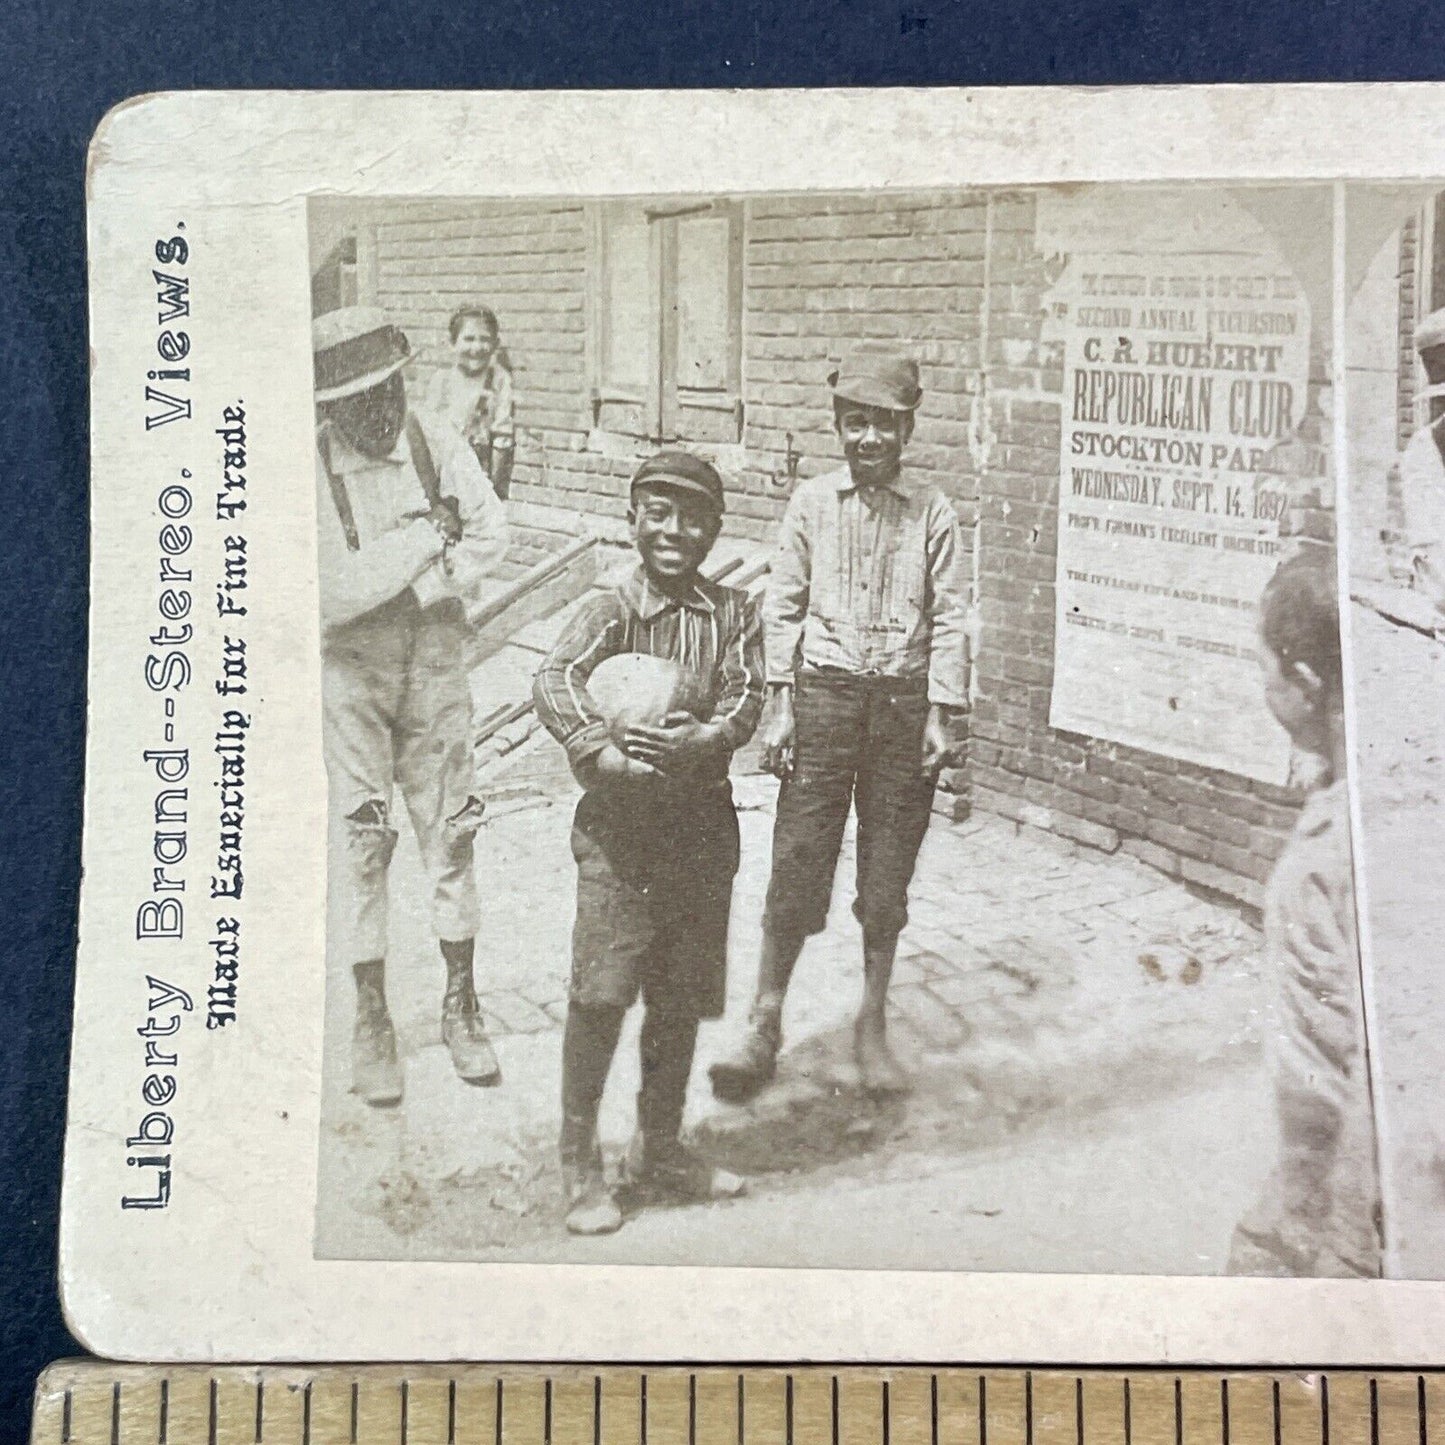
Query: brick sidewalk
325,748,1267,1203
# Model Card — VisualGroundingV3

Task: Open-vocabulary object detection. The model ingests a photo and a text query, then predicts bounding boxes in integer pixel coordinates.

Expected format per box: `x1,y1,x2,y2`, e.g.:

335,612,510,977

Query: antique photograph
67,87,1445,1364
307,182,1382,1276
1342,182,1445,1280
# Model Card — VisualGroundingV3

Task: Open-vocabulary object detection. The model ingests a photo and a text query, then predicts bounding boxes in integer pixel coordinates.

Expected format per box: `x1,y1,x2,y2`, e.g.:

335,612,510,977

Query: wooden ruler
29,1364,1444,1445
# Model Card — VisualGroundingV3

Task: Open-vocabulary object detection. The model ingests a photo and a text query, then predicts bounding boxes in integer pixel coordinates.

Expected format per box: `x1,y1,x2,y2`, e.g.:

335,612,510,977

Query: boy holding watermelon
533,450,765,1235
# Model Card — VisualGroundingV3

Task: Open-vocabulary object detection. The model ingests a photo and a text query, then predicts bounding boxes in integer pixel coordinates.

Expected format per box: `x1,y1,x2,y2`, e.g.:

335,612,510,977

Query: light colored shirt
424,361,515,448
534,565,764,778
764,465,970,706
315,410,508,632
1265,777,1367,1108
1245,774,1382,1277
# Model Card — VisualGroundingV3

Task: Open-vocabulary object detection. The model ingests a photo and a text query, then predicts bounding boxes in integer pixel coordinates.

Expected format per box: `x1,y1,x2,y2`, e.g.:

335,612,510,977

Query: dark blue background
0,1,1434,1437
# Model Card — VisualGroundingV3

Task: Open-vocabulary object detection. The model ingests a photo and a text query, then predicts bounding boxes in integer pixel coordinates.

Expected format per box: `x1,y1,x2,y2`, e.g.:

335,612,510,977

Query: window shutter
660,201,743,445
595,202,657,438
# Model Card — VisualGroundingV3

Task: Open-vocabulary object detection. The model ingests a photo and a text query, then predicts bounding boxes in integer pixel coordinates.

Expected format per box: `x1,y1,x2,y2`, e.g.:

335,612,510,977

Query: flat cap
313,306,411,404
630,449,726,514
828,342,922,412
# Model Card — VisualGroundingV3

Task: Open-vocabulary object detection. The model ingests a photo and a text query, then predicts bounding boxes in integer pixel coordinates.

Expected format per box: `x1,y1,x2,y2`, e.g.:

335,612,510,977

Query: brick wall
964,192,1297,909
734,191,987,539
354,191,1303,905
1397,214,1420,450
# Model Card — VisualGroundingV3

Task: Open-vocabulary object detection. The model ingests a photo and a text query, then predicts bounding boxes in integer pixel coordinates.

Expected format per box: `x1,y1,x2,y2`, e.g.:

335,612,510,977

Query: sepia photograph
307,182,1380,1276
66,87,1445,1364
1343,183,1445,1280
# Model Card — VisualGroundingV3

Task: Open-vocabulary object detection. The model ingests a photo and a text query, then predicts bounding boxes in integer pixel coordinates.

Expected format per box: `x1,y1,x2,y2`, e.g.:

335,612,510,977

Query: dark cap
313,306,411,403
630,450,726,515
828,342,922,412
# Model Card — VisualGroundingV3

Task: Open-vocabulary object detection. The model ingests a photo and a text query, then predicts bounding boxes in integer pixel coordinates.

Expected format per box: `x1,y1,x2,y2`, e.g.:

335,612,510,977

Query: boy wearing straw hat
313,306,508,1106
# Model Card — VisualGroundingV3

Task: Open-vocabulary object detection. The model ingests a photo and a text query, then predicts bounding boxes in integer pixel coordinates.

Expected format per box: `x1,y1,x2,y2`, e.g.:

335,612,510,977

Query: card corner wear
63,84,1445,1362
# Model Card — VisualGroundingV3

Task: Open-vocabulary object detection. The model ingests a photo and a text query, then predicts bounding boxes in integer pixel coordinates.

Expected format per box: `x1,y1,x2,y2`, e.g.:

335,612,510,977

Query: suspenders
318,412,448,554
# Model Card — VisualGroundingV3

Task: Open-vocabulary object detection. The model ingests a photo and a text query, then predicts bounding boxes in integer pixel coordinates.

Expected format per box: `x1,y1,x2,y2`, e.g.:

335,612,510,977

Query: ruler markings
113,1374,158,1445
1373,1372,1422,1445
26,1368,1445,1445
1328,1373,1375,1445
1424,1377,1445,1445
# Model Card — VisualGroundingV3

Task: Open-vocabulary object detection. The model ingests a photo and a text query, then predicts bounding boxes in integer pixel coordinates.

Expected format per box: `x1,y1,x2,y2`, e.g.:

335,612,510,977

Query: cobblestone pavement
316,738,1271,1268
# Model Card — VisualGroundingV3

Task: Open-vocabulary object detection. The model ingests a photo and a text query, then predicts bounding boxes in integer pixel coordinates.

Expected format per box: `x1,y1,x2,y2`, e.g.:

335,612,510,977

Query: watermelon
585,652,704,747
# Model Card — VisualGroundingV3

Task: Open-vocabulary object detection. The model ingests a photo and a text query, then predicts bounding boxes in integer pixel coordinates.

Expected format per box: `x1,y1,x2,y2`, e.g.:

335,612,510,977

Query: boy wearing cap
710,344,970,1103
314,306,508,1107
533,450,764,1235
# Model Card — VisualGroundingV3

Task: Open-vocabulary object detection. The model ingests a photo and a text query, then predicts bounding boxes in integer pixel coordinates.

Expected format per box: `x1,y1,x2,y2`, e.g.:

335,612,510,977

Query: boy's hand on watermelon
623,712,727,777
591,743,661,784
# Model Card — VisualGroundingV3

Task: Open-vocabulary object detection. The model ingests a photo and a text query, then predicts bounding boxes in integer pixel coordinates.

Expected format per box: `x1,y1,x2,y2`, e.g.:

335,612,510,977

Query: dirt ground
314,748,1282,1273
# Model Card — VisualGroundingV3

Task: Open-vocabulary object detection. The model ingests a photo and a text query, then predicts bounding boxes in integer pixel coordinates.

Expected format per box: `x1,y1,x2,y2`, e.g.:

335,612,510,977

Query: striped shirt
533,564,765,777
765,465,970,706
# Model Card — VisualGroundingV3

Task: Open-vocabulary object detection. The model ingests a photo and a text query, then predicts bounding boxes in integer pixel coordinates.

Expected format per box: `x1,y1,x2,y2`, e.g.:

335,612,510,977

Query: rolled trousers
762,672,935,942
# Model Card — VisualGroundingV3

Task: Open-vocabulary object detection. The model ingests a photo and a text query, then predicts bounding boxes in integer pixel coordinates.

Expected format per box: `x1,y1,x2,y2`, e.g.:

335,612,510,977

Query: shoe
707,1004,782,1104
441,945,502,1086
854,1022,912,1099
442,1005,502,1086
622,1134,747,1206
562,1155,623,1236
352,965,403,1107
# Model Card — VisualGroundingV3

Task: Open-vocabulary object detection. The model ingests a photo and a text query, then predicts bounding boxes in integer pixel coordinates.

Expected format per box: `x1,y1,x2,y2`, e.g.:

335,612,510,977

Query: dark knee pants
569,782,740,1020
762,673,935,943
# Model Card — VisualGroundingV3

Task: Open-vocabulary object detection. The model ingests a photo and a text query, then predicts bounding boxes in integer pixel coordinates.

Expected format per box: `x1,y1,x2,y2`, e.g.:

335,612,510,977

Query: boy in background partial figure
533,451,763,1235
1229,547,1383,1277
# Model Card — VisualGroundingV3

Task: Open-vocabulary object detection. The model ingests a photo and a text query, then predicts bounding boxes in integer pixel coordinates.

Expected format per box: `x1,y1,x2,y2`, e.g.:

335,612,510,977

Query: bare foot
854,1019,912,1099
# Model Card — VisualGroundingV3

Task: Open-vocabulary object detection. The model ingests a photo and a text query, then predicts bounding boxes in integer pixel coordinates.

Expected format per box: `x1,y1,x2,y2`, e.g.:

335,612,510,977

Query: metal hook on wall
767,431,801,489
